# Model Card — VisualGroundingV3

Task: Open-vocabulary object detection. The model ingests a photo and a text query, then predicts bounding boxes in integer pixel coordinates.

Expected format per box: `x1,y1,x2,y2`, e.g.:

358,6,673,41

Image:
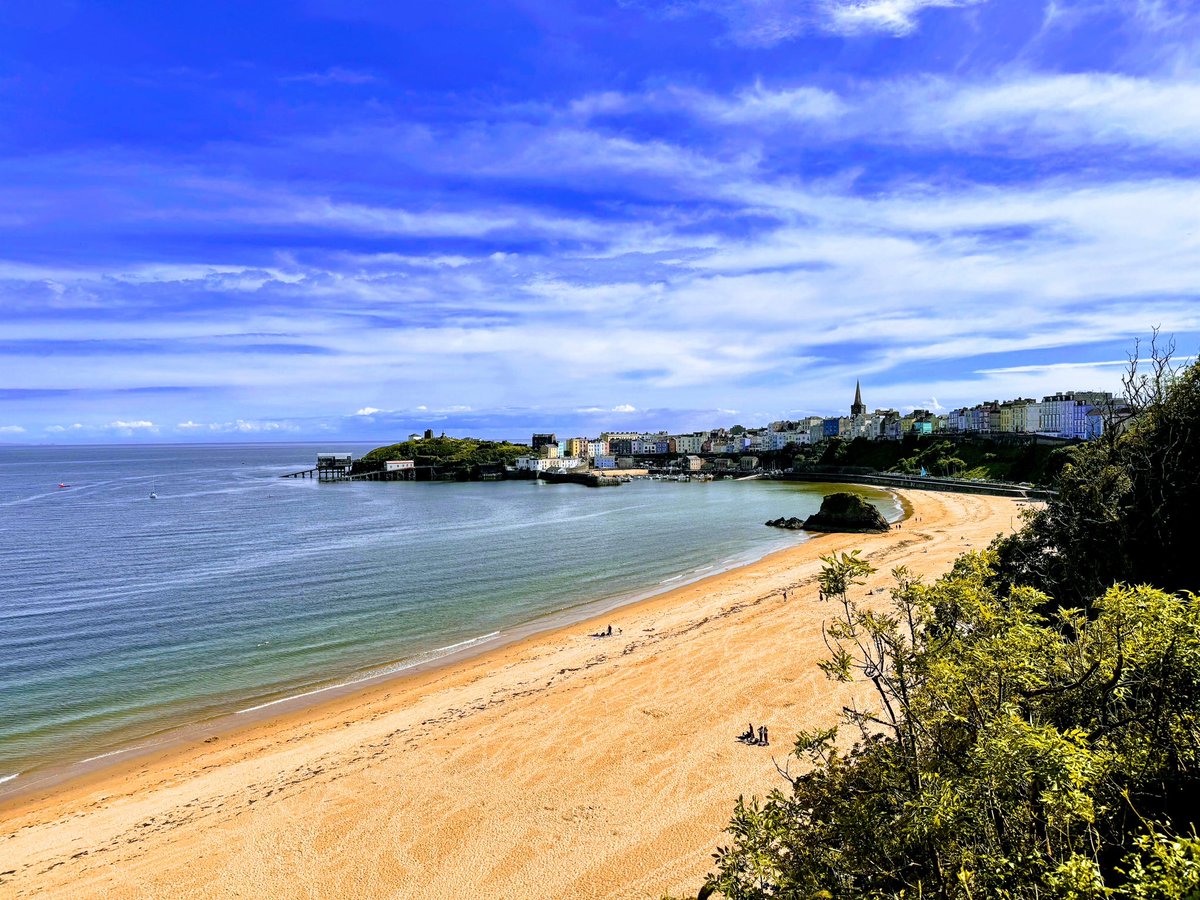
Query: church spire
851,380,866,416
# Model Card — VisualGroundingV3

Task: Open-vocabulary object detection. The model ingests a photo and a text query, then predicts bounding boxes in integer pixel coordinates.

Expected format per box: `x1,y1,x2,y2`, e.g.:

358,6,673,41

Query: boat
57,482,70,489
149,491,157,499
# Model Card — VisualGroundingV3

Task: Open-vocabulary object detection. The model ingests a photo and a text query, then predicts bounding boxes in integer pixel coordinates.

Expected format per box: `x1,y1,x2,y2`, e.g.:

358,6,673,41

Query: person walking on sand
758,725,768,746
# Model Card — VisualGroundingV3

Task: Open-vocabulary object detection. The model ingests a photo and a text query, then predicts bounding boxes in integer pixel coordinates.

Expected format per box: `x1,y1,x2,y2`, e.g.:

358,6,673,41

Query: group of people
737,723,769,747
591,624,621,638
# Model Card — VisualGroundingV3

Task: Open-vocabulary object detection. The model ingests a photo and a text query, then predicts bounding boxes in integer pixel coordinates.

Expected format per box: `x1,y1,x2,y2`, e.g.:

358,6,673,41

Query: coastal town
313,381,1130,487
507,382,1124,475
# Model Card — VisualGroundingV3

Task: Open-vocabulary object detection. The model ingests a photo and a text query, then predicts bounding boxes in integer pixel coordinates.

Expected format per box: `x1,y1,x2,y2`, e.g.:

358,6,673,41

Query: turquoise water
0,443,900,790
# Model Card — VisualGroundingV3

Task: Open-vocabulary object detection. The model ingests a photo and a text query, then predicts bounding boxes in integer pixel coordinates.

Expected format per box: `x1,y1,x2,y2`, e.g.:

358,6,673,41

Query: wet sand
0,489,1022,899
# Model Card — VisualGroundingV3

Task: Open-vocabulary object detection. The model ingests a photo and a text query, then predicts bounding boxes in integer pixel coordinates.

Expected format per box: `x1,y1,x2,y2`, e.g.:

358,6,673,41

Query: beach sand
0,489,1024,899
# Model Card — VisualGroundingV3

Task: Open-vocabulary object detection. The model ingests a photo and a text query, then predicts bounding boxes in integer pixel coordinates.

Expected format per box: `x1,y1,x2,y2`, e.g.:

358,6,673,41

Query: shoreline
1,488,1017,899
0,482,903,807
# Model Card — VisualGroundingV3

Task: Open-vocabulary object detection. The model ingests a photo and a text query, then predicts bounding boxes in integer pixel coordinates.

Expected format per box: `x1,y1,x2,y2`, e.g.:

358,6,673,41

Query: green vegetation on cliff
794,433,1068,484
356,436,528,478
702,349,1200,900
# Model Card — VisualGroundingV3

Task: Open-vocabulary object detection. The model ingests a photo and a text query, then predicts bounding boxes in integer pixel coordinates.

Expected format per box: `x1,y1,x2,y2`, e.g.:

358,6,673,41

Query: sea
0,443,901,795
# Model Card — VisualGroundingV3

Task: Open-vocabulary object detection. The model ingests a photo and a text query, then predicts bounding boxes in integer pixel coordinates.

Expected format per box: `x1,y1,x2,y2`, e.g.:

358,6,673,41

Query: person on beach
758,725,768,746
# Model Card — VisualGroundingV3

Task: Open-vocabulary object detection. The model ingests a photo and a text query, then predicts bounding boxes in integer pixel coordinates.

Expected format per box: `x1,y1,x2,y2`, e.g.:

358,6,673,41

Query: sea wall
537,470,622,487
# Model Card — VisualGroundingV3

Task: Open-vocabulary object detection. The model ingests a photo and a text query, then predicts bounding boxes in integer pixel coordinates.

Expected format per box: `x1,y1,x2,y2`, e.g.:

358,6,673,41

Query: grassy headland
354,436,528,479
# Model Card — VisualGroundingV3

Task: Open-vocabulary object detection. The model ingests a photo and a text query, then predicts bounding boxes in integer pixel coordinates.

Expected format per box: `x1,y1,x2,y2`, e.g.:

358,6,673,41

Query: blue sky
2,0,1198,443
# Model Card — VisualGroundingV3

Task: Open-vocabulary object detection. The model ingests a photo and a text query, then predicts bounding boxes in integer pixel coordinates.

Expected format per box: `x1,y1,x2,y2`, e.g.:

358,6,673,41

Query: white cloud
563,71,1200,156
648,72,1200,152
0,425,26,434
106,420,159,436
901,73,1200,151
175,419,298,433
677,83,845,124
974,360,1131,375
824,0,983,36
666,0,983,44
354,407,383,416
611,404,637,413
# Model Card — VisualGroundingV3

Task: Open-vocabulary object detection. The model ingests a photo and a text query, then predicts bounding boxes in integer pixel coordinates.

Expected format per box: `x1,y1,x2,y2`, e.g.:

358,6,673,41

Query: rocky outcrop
800,492,890,533
765,516,806,530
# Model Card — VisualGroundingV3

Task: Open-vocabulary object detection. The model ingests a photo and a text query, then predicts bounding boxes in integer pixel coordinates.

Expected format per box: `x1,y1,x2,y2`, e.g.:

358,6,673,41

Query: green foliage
356,436,528,478
705,551,1200,899
808,435,1063,484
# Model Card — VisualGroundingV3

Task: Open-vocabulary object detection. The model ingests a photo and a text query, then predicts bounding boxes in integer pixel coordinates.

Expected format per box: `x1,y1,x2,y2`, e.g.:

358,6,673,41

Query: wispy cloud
177,419,299,433
824,0,985,36
281,67,379,86
974,360,1130,375
572,72,1200,154
654,0,985,43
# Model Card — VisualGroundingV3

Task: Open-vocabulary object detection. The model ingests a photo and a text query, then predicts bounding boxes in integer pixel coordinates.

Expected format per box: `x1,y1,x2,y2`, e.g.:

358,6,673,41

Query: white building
672,433,707,455
514,456,587,472
384,460,415,471
765,430,810,450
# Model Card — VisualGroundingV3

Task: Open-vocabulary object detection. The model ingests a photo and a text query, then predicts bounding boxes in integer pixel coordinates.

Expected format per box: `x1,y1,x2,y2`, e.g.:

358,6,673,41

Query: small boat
57,482,70,489
149,491,157,499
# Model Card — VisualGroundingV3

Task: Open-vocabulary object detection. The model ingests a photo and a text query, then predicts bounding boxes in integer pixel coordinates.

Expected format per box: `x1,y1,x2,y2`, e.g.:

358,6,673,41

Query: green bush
705,551,1200,899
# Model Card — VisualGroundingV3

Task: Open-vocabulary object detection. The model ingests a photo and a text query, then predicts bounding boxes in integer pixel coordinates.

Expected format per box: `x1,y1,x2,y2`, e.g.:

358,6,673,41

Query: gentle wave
0,773,18,785
80,747,142,765
235,631,502,715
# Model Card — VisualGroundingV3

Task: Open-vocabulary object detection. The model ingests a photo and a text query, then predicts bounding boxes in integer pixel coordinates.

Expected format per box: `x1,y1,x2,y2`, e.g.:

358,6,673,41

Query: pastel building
1039,392,1113,439
672,433,707,454
514,456,586,472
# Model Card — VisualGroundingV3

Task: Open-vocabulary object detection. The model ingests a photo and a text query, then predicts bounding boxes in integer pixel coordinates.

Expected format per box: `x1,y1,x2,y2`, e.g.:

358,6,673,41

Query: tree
704,553,1200,899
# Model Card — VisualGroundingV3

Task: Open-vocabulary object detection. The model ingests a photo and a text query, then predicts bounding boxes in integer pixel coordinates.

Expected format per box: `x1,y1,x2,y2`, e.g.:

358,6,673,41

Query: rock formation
800,492,890,533
765,516,806,530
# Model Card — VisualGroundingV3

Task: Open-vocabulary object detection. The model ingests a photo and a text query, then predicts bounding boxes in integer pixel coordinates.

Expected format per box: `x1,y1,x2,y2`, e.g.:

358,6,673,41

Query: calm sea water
0,443,899,789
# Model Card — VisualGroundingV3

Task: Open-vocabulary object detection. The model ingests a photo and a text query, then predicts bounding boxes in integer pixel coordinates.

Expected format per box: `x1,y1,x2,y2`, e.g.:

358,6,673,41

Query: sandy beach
0,488,1023,899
